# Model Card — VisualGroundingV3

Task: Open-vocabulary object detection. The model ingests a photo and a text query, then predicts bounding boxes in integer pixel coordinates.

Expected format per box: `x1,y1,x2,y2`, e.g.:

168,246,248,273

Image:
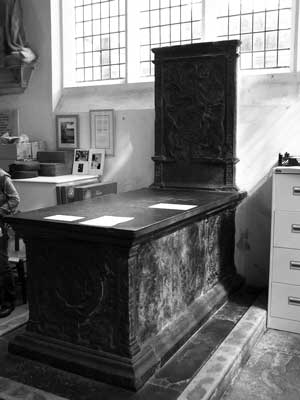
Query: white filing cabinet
268,166,300,333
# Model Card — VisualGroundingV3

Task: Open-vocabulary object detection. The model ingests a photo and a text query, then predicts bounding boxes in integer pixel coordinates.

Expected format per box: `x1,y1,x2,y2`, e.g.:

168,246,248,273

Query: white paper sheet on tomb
44,215,84,222
79,216,134,227
149,203,197,211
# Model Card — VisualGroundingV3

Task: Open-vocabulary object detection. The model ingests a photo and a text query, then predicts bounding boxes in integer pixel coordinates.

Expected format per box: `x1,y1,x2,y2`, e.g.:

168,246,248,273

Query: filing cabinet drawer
272,247,300,286
271,282,300,321
274,211,300,249
274,173,300,211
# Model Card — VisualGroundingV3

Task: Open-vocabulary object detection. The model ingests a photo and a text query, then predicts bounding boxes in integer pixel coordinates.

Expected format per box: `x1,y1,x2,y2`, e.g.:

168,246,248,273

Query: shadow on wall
235,170,273,288
235,75,300,288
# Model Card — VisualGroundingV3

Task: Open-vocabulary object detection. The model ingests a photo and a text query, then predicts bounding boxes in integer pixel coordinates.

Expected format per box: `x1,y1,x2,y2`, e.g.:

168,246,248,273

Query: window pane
217,0,292,70
253,33,264,51
110,0,119,17
85,67,93,81
76,68,84,81
229,0,240,14
229,16,240,35
161,25,171,42
266,11,278,30
171,7,180,24
241,0,253,13
77,54,84,68
74,0,126,82
266,0,279,10
253,51,264,68
92,3,100,19
76,7,84,22
241,14,252,34
171,24,180,41
265,50,277,67
241,34,252,52
111,65,120,79
85,52,93,67
93,36,100,51
76,38,84,53
76,22,83,36
84,37,92,52
84,5,92,21
278,49,290,66
266,31,277,50
181,23,191,41
151,10,160,26
93,51,101,66
253,12,265,32
278,30,290,49
161,8,170,25
93,20,100,35
102,66,110,79
93,67,101,80
139,0,203,76
279,9,291,29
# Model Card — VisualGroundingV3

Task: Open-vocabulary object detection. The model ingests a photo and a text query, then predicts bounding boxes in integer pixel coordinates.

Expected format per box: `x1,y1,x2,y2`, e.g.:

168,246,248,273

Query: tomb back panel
152,40,240,190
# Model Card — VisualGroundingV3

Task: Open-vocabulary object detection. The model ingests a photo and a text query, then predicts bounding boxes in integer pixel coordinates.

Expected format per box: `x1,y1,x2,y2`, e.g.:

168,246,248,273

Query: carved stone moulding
152,40,240,191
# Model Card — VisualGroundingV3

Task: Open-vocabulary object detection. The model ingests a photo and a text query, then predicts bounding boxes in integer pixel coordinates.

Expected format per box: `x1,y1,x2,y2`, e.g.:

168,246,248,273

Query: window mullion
62,0,77,87
203,0,218,41
127,0,141,83
292,0,300,72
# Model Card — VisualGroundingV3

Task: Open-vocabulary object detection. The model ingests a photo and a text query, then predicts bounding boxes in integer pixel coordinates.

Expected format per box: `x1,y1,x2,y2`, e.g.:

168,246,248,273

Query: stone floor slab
177,294,267,400
222,329,300,400
0,376,68,400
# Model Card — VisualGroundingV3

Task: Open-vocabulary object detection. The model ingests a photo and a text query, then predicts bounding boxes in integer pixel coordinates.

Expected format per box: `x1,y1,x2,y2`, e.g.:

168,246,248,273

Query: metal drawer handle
288,296,300,306
292,224,300,233
290,261,300,270
293,187,300,196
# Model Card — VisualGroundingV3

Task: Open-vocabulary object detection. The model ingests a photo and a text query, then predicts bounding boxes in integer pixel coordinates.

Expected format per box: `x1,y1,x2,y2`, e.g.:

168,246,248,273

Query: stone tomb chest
6,40,245,390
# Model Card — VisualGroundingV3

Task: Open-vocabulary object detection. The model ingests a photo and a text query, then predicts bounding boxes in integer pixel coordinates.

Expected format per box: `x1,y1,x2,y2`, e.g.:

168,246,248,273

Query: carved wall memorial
0,0,37,95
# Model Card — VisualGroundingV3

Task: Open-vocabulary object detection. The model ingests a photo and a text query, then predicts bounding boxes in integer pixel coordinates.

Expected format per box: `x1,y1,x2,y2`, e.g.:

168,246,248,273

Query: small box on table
74,182,117,201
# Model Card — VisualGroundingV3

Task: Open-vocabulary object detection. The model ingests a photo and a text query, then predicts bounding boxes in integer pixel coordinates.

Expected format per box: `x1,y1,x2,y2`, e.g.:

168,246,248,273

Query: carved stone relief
162,59,227,161
26,239,128,356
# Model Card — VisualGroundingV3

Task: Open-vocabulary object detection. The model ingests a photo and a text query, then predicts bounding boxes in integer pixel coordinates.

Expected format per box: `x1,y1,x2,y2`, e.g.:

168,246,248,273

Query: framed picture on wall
90,109,114,156
89,148,105,176
56,114,79,150
72,148,90,175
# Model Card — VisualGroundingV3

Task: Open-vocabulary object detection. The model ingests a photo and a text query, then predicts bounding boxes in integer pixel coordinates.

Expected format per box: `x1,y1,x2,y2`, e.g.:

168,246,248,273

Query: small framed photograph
72,148,90,175
89,148,105,176
56,114,79,150
90,109,114,156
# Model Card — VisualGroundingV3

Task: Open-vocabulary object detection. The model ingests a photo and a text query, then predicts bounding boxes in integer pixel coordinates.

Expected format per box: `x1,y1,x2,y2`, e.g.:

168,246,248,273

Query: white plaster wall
56,84,155,192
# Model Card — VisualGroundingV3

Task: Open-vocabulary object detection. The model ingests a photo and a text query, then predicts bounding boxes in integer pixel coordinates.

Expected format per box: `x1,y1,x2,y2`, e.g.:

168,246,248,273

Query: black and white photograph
74,149,89,162
72,148,90,174
56,114,79,150
89,148,105,176
1,0,299,399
